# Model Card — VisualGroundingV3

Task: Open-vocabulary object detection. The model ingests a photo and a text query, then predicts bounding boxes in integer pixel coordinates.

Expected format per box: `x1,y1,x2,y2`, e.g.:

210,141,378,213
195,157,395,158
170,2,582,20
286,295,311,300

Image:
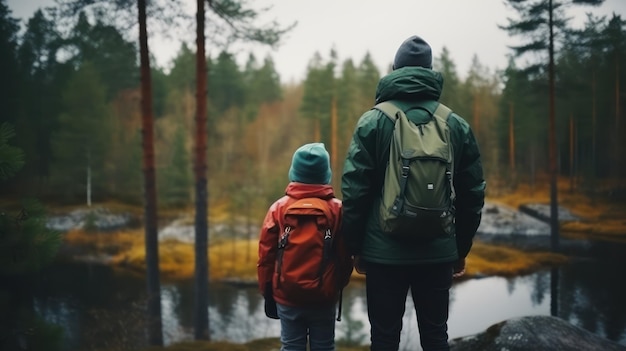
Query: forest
1,0,625,349
1,0,624,213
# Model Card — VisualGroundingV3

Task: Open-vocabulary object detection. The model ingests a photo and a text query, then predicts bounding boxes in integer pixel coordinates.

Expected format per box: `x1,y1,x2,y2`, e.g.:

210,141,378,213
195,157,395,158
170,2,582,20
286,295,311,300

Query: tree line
499,0,625,198
2,1,624,211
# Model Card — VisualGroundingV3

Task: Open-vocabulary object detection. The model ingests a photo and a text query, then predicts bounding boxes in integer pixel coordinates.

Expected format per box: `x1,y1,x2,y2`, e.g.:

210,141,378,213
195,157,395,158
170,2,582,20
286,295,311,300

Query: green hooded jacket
341,66,486,264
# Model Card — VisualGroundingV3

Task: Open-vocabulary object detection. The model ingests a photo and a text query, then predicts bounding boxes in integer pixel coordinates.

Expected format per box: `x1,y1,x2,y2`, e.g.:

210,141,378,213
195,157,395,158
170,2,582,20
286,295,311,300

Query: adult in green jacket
341,35,486,351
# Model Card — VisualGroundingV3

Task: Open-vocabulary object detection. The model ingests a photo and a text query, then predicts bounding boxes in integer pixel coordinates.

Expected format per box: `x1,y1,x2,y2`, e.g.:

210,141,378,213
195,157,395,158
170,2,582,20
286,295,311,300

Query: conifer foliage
0,123,61,276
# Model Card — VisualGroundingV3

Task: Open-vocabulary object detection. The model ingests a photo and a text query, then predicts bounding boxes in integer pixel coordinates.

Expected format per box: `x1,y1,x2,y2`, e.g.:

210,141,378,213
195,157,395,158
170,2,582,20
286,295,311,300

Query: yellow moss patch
209,239,258,281
64,228,143,254
206,202,233,223
158,240,196,278
562,220,626,238
488,177,626,237
64,229,568,281
488,183,549,209
106,238,260,281
466,241,567,277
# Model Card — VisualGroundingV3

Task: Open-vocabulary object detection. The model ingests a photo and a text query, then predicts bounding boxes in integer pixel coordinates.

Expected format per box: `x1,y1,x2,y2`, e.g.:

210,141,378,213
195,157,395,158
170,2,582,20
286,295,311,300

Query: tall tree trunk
314,118,321,142
509,102,515,176
592,69,597,196
614,56,621,178
473,94,480,133
331,97,338,187
548,0,560,252
193,0,209,340
569,114,575,193
530,144,536,196
137,0,162,345
86,151,92,207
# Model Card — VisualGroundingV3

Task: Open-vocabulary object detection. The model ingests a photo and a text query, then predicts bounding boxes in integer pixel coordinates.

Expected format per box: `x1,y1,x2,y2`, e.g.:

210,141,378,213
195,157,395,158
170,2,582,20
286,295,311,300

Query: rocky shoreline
475,202,599,254
450,315,626,351
47,201,580,242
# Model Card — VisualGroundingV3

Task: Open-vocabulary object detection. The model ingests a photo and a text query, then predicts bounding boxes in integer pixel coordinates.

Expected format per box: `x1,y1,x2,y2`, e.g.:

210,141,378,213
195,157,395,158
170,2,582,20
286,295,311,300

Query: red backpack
273,197,348,311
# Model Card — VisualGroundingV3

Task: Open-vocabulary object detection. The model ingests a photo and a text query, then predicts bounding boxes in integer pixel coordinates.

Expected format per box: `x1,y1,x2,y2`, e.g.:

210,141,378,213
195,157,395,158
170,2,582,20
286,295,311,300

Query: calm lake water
17,239,626,351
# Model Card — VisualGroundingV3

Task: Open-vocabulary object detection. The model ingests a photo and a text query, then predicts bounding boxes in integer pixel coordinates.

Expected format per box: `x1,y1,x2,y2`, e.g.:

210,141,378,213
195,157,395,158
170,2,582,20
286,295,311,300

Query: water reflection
558,253,626,343
25,240,626,351
447,274,550,340
31,263,149,350
208,287,279,342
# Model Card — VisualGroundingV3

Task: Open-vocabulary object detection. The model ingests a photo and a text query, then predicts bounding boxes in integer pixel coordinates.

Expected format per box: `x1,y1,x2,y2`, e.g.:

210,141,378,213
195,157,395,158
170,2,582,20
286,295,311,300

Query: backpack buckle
401,165,410,177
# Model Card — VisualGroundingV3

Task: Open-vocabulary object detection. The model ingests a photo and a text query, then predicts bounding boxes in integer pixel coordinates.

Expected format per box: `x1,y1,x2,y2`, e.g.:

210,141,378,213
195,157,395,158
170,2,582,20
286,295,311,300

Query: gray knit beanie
288,143,332,184
393,35,432,70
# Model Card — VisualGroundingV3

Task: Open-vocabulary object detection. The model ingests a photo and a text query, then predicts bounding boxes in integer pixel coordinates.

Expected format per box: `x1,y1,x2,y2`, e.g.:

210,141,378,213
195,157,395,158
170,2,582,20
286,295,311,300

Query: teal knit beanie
288,143,332,184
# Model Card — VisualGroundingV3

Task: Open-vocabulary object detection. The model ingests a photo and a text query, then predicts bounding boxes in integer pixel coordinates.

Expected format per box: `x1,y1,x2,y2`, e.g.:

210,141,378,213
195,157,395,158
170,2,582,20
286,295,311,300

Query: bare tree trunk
331,97,338,187
509,102,515,176
473,94,480,133
614,56,621,178
548,0,560,253
137,0,162,345
314,118,321,142
569,114,575,193
592,69,597,197
86,151,92,207
193,0,209,340
530,144,536,196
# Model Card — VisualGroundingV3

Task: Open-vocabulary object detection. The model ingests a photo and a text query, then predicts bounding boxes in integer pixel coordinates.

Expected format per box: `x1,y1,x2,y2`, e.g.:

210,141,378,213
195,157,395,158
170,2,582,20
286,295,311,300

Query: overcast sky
6,0,626,83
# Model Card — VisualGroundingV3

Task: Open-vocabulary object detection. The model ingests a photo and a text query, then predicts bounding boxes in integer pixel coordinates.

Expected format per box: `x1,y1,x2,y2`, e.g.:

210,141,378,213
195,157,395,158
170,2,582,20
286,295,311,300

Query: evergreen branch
0,123,25,181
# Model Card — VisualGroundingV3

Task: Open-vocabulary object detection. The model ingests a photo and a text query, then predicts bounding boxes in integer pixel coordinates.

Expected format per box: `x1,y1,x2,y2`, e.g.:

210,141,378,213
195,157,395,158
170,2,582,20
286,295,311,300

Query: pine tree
0,122,64,351
434,46,464,112
51,62,112,205
159,125,191,207
500,0,605,252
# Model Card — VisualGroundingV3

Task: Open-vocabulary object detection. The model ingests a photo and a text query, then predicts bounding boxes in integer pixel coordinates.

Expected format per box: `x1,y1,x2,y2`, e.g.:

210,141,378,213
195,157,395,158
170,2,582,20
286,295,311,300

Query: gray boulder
449,315,626,351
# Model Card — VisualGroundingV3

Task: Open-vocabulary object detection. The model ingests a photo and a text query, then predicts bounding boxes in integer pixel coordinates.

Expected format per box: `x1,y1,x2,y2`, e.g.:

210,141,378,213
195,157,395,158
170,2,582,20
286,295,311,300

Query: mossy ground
488,176,626,239
63,176,626,281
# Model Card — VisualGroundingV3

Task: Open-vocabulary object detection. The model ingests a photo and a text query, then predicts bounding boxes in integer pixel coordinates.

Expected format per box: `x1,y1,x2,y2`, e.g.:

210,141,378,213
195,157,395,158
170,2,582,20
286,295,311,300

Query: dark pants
365,260,453,351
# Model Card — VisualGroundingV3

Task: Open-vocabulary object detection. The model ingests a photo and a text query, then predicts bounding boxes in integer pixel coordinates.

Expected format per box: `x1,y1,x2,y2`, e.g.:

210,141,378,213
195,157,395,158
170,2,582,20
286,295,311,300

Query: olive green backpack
374,101,456,241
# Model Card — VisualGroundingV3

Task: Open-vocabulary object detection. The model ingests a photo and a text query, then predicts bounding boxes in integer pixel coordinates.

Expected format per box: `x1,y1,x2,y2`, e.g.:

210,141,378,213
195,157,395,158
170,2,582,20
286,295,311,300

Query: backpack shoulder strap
376,101,452,123
433,102,452,122
432,102,456,203
373,101,403,122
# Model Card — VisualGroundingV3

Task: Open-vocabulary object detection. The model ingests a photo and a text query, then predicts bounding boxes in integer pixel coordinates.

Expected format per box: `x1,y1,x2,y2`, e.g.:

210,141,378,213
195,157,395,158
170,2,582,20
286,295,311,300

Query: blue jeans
276,303,336,351
365,260,453,351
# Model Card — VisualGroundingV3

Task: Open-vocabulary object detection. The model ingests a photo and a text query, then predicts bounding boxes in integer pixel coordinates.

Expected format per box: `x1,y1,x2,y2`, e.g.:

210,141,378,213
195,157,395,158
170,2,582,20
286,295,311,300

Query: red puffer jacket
257,182,352,307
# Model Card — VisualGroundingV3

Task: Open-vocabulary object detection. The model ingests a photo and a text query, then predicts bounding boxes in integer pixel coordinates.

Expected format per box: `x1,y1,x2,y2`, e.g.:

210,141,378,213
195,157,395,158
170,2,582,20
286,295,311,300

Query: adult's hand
354,256,367,274
452,257,466,279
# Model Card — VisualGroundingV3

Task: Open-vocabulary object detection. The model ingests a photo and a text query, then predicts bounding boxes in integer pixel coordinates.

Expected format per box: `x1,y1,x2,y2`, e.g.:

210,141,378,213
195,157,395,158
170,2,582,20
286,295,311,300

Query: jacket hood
375,66,443,103
285,182,335,200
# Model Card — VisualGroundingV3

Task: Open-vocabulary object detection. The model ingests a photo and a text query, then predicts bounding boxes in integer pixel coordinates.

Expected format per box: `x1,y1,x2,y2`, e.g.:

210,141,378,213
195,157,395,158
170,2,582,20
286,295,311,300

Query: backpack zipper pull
279,226,291,248
324,229,331,240
418,124,424,135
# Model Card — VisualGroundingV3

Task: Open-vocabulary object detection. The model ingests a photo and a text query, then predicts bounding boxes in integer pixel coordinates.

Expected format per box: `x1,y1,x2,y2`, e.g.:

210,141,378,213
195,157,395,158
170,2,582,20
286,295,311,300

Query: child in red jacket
257,142,352,351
